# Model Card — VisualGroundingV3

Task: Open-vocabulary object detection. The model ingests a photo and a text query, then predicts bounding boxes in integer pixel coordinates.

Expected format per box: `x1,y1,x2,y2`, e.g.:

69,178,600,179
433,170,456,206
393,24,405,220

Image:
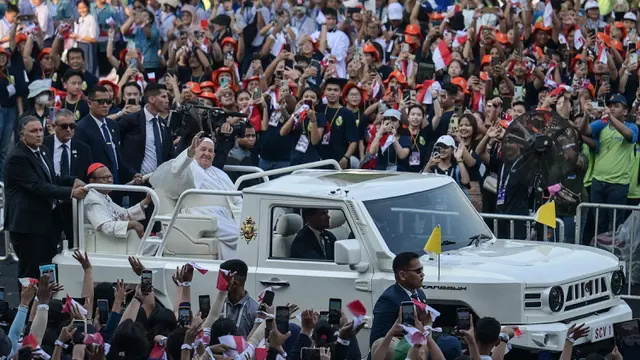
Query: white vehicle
53,161,631,356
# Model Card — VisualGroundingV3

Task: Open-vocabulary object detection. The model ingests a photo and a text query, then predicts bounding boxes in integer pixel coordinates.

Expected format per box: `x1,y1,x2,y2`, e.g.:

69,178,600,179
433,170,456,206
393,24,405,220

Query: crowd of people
3,0,640,358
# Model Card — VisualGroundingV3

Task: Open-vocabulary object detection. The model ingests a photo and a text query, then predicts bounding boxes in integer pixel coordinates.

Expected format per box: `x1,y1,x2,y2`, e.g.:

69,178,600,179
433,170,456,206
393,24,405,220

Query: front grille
564,275,609,311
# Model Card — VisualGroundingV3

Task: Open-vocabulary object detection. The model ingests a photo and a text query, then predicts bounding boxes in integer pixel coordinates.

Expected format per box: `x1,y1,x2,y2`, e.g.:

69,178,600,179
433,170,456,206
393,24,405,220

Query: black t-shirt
259,107,292,162
495,159,529,216
288,111,327,166
588,73,619,101
431,162,469,189
352,108,369,141
404,128,430,173
316,105,359,162
53,62,99,95
178,66,213,85
61,98,90,121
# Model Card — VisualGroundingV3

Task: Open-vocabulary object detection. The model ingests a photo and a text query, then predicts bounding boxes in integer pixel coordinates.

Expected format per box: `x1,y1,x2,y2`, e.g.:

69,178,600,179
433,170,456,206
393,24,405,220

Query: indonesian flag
597,43,608,64
400,325,428,346
400,60,415,80
371,81,381,99
18,278,38,287
417,80,441,104
380,134,395,152
216,269,230,291
472,91,485,112
248,105,262,132
218,335,248,357
544,63,557,88
255,347,268,360
447,4,461,13
432,41,452,71
149,344,167,360
62,294,88,316
194,330,211,348
346,300,366,328
452,31,468,49
574,25,586,50
188,262,208,275
22,334,38,348
83,333,105,346
558,34,567,46
543,0,553,28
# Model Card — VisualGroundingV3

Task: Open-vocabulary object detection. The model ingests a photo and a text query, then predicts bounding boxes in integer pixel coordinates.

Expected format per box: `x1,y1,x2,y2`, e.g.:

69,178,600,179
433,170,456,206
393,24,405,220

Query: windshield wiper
467,233,493,247
441,240,456,246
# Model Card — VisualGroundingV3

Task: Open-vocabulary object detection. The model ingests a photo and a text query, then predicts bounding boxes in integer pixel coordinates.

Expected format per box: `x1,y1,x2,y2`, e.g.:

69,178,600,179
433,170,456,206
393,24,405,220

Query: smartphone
400,301,415,326
390,85,397,95
631,52,638,70
602,74,610,86
199,295,211,318
265,318,273,340
261,290,275,307
39,264,57,284
449,114,460,133
73,319,87,343
252,87,261,101
614,319,640,358
225,51,234,61
127,98,137,106
283,43,291,53
310,59,321,73
303,99,313,108
97,299,109,324
219,77,230,87
402,89,412,103
275,306,289,334
491,56,500,68
401,43,410,53
285,59,294,69
141,269,153,293
178,306,191,326
319,311,329,323
328,298,341,325
127,57,137,68
301,348,321,360
456,307,471,331
379,102,389,113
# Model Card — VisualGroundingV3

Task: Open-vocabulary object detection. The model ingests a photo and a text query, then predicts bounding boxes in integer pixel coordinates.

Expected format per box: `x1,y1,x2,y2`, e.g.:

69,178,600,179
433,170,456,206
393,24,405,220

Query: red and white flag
432,41,452,71
418,80,442,104
400,325,427,346
346,300,367,327
544,63,557,88
62,294,88,316
188,262,209,275
216,269,230,291
18,278,38,287
149,344,167,360
597,43,608,64
543,0,553,28
218,335,248,357
574,25,586,50
452,31,468,49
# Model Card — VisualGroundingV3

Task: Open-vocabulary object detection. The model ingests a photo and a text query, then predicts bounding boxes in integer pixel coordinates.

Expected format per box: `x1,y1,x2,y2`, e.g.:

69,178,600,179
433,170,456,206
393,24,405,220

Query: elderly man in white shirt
310,7,348,78
84,162,151,238
150,131,241,260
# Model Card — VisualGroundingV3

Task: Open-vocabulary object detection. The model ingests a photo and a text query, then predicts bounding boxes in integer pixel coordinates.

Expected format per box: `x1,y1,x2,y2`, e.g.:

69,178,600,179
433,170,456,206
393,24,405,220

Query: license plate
590,324,614,342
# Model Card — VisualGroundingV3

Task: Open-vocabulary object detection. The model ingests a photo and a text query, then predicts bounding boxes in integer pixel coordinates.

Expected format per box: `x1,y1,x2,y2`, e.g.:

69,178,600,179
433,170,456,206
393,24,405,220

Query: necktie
100,122,119,183
320,232,330,259
60,144,70,176
410,293,419,301
152,117,163,166
34,151,52,182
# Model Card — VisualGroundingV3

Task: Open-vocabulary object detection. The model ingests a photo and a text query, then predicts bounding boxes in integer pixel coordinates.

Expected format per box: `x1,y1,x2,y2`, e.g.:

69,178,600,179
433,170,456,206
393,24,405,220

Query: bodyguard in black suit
43,109,93,245
74,86,141,202
290,209,337,260
370,252,429,346
4,116,88,280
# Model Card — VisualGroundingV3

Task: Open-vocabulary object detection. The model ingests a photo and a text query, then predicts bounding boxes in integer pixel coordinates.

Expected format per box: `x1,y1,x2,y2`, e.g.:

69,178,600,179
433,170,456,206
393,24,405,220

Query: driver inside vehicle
290,208,337,260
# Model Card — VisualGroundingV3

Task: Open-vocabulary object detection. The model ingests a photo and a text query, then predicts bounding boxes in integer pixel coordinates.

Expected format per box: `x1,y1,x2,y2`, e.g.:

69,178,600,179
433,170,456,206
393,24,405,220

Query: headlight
549,286,564,312
611,270,625,295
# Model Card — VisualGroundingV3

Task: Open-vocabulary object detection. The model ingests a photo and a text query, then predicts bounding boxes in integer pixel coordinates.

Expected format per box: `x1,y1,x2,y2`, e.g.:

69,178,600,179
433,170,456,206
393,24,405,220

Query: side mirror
334,239,361,266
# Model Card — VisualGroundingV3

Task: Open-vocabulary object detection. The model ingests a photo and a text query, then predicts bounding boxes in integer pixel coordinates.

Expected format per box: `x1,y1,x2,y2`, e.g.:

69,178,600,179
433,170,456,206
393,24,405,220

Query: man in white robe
150,132,241,260
84,163,152,238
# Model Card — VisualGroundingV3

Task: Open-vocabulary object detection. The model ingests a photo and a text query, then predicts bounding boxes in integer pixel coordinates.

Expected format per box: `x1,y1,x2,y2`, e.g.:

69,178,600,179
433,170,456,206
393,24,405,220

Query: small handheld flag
534,201,556,229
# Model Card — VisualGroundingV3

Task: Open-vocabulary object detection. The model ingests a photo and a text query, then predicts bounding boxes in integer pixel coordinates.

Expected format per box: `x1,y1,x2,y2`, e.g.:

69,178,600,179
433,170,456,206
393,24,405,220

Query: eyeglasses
91,99,112,105
56,123,76,130
403,267,423,274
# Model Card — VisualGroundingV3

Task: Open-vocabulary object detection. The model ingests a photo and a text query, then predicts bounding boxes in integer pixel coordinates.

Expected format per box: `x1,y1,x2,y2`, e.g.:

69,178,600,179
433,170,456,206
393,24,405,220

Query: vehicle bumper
508,302,632,352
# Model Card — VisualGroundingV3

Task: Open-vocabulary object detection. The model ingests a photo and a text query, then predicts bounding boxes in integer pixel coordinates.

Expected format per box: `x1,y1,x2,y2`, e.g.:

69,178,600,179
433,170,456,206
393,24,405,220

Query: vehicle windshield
363,183,494,255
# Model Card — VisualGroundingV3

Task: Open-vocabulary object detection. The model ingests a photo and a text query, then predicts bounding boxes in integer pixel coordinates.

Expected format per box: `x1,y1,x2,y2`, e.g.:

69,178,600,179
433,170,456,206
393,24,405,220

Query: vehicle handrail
0,181,16,262
77,184,161,254
224,165,269,184
234,160,341,189
155,188,243,257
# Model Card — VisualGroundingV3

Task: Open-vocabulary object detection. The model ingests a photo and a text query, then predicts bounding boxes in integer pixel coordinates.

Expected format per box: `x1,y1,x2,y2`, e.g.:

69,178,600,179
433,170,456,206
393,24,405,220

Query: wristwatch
499,333,510,343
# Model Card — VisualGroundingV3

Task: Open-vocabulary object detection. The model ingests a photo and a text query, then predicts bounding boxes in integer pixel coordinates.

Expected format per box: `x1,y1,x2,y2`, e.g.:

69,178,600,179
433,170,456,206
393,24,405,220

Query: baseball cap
584,0,598,10
383,109,402,120
624,12,637,22
388,3,403,21
606,93,628,107
437,335,462,360
435,135,457,149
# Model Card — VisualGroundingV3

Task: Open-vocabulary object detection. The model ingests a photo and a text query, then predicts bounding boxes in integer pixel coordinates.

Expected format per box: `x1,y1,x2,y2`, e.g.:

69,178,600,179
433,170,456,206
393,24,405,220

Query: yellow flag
534,201,556,229
424,225,442,254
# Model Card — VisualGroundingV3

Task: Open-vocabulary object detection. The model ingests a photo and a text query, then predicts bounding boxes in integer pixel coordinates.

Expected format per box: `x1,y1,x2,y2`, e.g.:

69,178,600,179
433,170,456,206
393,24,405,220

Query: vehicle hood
420,240,619,286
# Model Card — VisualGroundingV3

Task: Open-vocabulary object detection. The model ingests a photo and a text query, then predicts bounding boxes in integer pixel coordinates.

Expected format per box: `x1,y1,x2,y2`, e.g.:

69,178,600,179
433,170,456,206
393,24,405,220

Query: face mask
36,94,50,105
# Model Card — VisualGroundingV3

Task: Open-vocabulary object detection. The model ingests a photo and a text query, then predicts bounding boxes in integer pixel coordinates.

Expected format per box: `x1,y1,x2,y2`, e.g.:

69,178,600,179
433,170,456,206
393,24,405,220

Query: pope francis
150,131,241,259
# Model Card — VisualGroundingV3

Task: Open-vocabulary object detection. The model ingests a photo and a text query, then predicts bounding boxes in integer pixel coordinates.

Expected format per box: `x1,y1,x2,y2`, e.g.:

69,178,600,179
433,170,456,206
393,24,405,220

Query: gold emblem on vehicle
241,216,257,244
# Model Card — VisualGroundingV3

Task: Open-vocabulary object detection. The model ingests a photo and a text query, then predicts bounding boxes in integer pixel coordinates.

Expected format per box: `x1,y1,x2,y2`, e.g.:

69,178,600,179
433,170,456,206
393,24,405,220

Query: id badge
295,135,310,153
321,131,331,145
6,84,15,97
409,151,420,166
268,112,281,127
496,187,506,205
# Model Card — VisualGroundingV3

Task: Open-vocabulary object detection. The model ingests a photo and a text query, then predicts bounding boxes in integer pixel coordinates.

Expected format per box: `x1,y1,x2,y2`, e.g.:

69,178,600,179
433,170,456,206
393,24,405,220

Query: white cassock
85,189,146,238
149,148,241,260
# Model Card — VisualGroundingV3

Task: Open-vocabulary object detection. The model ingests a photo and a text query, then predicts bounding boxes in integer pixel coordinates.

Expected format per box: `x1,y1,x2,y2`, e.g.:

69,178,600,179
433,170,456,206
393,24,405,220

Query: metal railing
234,159,341,189
480,213,566,243
154,188,243,257
75,184,161,253
223,165,269,184
0,181,17,262
575,203,640,299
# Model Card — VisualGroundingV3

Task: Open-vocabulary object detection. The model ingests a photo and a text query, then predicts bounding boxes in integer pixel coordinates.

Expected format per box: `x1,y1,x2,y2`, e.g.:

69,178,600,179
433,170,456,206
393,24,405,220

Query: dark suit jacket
118,110,174,172
3,142,75,234
74,114,136,183
290,226,337,260
369,283,428,345
42,135,93,180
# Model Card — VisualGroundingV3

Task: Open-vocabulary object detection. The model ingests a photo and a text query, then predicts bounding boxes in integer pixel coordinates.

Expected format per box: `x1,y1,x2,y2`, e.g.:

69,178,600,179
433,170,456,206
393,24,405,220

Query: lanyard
410,129,420,150
498,158,521,192
223,298,247,329
64,99,80,119
324,106,342,128
0,71,13,84
296,16,306,31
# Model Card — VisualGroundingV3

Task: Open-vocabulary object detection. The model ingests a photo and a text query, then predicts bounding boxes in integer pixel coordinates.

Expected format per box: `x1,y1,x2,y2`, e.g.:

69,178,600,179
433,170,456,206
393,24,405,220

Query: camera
168,101,248,139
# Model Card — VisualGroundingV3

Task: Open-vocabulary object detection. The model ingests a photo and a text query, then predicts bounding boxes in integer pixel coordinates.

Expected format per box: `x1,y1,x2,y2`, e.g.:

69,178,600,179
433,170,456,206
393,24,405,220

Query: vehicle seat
154,188,221,259
272,214,303,258
83,224,142,255
327,210,350,240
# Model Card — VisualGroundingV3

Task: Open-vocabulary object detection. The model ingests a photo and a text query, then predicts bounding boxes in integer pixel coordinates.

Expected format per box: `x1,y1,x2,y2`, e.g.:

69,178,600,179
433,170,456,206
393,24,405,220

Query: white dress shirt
91,114,118,167
53,136,72,176
73,14,98,45
141,106,162,175
310,28,349,78
35,2,54,39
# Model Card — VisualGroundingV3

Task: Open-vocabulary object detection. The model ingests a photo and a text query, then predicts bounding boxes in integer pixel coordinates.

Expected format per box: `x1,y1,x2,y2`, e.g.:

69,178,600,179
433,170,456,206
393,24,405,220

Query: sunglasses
91,99,112,105
56,123,76,130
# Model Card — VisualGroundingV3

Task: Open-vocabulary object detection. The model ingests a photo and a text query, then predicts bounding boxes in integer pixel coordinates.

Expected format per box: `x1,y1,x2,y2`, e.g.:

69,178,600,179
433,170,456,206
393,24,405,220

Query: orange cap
199,81,215,89
199,91,217,100
481,55,492,67
362,43,380,61
383,70,407,85
610,38,623,52
15,33,27,44
533,21,552,32
185,82,202,94
479,72,489,81
451,77,470,94
341,82,367,105
597,32,611,47
404,24,421,37
495,32,510,45
38,47,51,61
221,37,238,48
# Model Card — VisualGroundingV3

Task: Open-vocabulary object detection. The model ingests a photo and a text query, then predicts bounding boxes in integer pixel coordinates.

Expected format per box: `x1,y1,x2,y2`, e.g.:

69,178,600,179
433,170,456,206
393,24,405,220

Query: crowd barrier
479,213,566,243
0,182,17,262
